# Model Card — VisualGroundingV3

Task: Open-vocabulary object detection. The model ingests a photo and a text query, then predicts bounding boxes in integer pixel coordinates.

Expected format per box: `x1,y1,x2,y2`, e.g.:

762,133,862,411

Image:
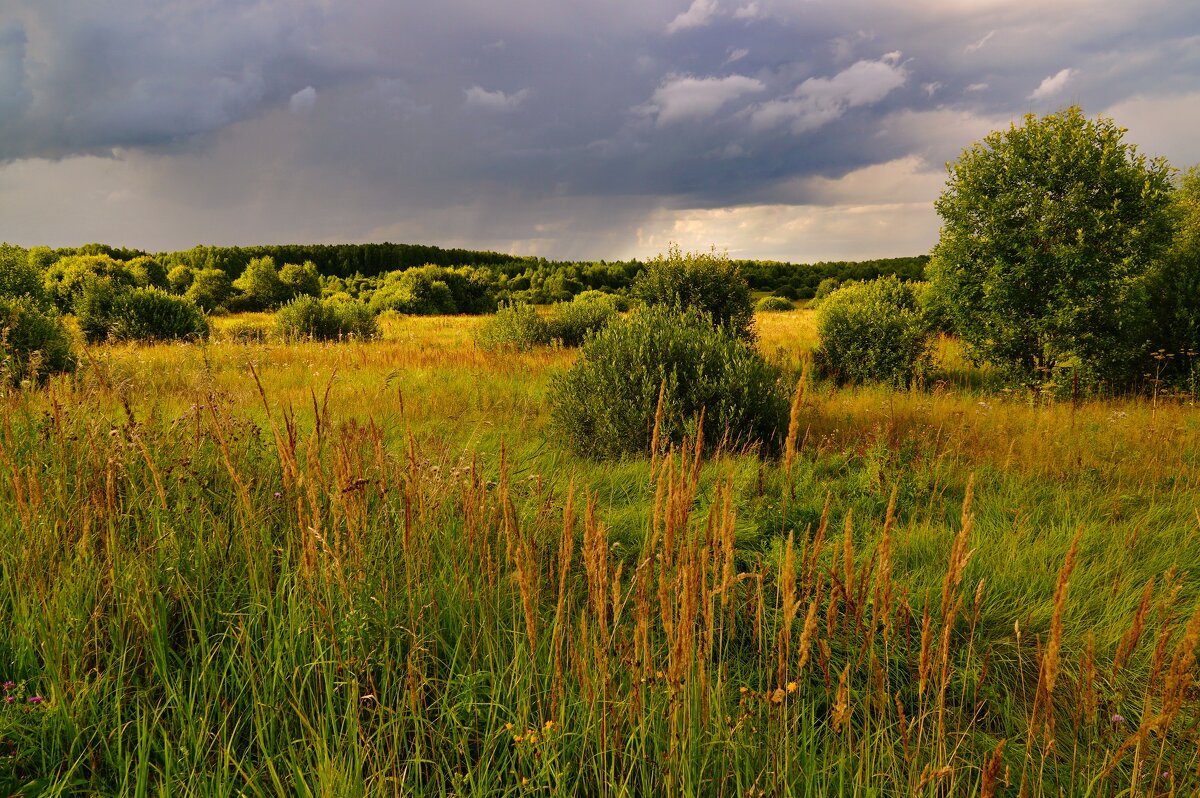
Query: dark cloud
1,0,1198,259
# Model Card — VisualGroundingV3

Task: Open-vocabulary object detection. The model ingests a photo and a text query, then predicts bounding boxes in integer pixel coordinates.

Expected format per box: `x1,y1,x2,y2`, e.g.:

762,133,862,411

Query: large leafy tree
1145,166,1200,382
930,106,1175,386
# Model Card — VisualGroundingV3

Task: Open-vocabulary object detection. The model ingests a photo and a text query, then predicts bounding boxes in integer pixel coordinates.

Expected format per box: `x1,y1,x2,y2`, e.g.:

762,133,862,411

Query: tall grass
0,311,1195,795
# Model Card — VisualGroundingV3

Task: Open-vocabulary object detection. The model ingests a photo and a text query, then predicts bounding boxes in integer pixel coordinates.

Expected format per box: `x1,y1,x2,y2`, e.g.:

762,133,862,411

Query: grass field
0,309,1197,796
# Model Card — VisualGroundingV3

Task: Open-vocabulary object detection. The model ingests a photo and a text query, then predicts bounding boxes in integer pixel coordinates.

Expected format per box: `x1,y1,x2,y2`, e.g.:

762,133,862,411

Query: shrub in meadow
813,276,933,387
474,302,551,352
755,296,796,312
0,295,76,386
550,306,788,459
274,296,378,341
546,295,619,347
632,244,755,340
106,287,211,343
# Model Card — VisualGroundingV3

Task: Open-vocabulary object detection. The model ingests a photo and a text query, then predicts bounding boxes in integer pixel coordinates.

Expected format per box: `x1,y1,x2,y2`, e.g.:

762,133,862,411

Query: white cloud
725,47,749,65
748,57,908,134
666,0,719,34
965,82,989,93
464,85,531,111
964,30,996,53
922,82,943,97
632,200,940,262
288,86,317,114
733,2,761,20
643,73,765,126
1029,68,1074,100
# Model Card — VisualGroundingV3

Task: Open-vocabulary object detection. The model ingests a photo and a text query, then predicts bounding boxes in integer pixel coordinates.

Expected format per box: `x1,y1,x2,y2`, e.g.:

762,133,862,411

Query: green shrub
812,278,840,304
279,261,323,301
550,306,788,460
185,268,234,313
128,257,168,290
0,295,77,386
0,244,49,307
813,276,933,387
108,288,210,343
572,289,631,312
632,245,755,339
232,256,286,311
474,303,551,352
755,296,795,312
274,296,378,341
167,265,195,294
546,295,619,347
43,254,136,313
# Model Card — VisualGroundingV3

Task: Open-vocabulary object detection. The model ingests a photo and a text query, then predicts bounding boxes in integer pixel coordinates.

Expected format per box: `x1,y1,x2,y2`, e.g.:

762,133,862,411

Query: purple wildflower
27,696,42,705
3,696,12,704
1110,713,1125,724
2,682,13,691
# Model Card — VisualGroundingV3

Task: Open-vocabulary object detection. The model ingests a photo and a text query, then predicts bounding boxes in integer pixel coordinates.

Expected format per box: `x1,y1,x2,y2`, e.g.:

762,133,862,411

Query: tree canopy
930,106,1176,386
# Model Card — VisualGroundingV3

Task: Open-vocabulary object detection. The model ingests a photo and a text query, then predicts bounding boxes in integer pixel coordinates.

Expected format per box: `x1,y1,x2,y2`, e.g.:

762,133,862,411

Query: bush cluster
632,245,755,340
754,296,795,312
550,306,788,460
474,303,550,352
813,277,932,387
77,283,210,344
274,296,378,341
0,295,77,386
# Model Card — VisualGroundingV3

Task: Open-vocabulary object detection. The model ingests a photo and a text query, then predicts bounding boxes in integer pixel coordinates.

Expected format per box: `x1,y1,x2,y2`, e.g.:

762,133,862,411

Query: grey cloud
0,0,1198,260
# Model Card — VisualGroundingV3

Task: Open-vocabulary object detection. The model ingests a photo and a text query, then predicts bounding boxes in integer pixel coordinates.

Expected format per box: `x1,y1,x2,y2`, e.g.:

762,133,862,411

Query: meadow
0,309,1197,796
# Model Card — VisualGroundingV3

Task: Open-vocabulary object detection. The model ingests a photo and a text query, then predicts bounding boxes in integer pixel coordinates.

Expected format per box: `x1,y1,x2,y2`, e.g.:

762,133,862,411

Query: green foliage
571,289,630,312
185,268,234,313
0,244,48,307
550,306,787,459
813,277,933,387
546,294,620,347
368,265,496,315
0,295,76,386
932,106,1175,387
812,278,840,303
167,265,195,294
128,257,168,290
911,279,956,335
1144,165,1200,387
231,256,286,311
43,255,136,313
632,245,755,339
754,296,795,312
273,296,379,341
279,261,322,301
78,284,209,343
110,288,210,343
474,303,550,352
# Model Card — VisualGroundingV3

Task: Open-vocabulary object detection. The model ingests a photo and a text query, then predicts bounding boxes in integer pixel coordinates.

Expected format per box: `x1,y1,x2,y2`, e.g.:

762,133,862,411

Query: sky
1,0,1198,262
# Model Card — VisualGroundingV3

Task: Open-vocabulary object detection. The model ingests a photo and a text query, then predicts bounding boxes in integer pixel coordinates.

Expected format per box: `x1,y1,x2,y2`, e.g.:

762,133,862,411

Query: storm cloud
1,0,1198,260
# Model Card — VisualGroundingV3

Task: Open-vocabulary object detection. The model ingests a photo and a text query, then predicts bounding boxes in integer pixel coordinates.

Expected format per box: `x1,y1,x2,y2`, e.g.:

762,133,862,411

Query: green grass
0,311,1196,796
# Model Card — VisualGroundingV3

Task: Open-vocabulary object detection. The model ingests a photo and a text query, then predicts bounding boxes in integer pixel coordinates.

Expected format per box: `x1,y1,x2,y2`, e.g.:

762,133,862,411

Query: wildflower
3,697,12,704
543,720,554,731
28,696,42,705
739,686,749,694
504,722,514,731
786,682,798,694
1110,713,1125,724
2,682,13,691
273,491,282,498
